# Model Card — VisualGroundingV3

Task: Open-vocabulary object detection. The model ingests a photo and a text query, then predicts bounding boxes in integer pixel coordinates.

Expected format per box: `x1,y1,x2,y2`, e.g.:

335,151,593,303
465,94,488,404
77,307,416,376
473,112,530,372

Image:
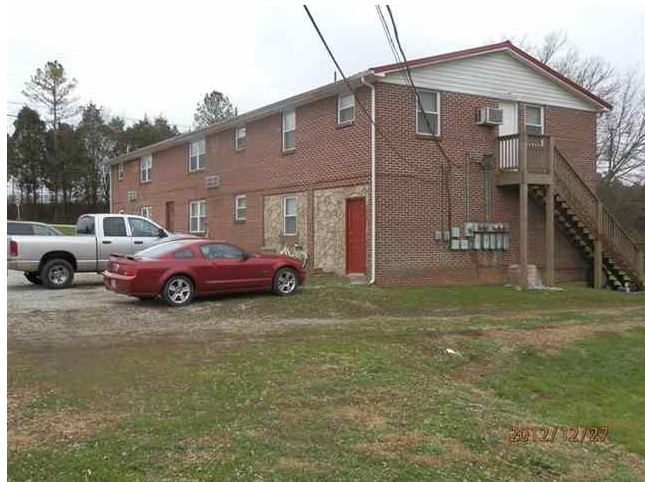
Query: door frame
345,196,366,274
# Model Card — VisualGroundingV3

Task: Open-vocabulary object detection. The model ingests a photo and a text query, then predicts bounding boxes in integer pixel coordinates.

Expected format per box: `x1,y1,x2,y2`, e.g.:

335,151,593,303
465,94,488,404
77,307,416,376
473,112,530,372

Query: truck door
99,216,133,266
128,217,164,252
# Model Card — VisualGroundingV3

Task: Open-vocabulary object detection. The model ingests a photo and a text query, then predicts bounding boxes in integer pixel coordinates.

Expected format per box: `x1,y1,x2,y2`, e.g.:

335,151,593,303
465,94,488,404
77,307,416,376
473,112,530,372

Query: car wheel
40,259,74,289
24,272,42,285
273,267,298,296
162,275,194,307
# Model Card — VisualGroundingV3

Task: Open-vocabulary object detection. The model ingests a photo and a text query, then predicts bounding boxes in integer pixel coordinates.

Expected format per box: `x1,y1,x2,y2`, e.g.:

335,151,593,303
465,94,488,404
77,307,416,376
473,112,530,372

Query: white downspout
361,77,376,284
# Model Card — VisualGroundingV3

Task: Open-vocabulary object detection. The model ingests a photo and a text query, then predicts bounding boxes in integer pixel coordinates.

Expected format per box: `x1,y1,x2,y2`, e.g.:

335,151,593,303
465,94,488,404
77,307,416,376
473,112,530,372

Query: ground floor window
283,196,297,235
190,200,206,233
140,206,152,219
235,195,246,221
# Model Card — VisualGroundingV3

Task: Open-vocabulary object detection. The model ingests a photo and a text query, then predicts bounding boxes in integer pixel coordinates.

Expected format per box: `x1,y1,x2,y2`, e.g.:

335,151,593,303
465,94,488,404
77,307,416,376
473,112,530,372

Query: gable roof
372,40,612,111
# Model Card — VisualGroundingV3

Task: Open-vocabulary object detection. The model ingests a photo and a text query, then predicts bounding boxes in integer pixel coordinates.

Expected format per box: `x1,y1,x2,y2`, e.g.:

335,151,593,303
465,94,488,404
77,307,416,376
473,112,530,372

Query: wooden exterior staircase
496,131,644,291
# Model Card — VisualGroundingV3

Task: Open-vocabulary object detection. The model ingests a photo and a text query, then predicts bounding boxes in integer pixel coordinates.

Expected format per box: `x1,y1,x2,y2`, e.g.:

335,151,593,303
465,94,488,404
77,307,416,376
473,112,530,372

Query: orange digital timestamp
508,426,609,443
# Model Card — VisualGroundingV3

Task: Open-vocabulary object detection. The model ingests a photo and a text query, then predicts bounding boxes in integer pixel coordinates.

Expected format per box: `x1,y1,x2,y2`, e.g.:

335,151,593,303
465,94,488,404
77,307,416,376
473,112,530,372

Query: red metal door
345,197,366,274
165,201,175,232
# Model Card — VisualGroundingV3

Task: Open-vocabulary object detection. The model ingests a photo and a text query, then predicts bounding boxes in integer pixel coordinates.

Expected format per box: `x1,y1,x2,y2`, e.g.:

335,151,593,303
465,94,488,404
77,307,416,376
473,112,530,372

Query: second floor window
235,195,246,221
235,126,246,150
338,93,355,124
282,109,296,151
525,106,544,135
416,90,440,136
189,139,206,171
118,163,124,180
140,155,152,182
190,200,206,233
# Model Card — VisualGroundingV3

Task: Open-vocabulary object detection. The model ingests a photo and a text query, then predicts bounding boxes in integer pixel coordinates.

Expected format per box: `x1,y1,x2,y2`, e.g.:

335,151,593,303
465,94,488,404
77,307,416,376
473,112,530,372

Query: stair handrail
553,146,642,279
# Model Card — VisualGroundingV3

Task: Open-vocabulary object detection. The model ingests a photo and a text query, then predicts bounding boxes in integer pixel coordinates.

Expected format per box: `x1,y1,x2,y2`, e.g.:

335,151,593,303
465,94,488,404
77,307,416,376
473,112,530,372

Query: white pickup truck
7,213,190,289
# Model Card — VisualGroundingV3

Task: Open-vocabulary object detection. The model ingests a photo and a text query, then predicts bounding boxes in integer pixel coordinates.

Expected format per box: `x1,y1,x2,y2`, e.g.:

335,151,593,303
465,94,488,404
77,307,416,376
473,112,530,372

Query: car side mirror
158,228,168,238
242,251,251,261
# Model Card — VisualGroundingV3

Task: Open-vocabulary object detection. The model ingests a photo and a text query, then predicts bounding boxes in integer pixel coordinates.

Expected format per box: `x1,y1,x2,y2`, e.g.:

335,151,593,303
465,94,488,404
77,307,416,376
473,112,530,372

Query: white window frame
118,163,124,181
525,105,544,135
415,90,441,136
282,109,296,151
235,126,246,150
189,138,206,172
140,154,152,182
337,93,355,124
283,196,297,236
235,194,247,221
140,206,152,219
189,200,207,234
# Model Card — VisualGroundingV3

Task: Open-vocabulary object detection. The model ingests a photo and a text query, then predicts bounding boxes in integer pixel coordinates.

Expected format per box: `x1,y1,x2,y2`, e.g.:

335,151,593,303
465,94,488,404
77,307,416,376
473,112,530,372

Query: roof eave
104,71,374,166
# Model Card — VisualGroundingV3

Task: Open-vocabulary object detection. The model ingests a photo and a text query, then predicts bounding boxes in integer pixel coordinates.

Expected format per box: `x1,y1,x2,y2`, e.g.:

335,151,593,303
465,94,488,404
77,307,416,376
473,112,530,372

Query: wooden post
594,201,603,289
545,137,555,286
519,128,529,289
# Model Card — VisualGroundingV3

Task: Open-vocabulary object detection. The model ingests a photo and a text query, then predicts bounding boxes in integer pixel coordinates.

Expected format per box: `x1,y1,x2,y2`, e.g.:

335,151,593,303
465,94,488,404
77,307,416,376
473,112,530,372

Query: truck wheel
24,272,42,285
272,267,298,296
41,259,74,289
162,275,194,307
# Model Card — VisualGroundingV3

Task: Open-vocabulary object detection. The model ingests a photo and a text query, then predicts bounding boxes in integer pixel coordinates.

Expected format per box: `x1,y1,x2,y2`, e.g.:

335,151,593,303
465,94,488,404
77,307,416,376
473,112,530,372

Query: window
235,126,246,150
103,217,128,237
282,109,296,150
118,163,124,181
235,195,246,221
33,224,59,236
138,240,190,259
200,243,244,260
76,216,95,235
416,90,440,135
8,223,33,235
525,106,544,135
189,200,206,233
338,93,355,124
189,139,206,171
140,154,152,182
140,206,152,219
129,217,160,237
283,196,297,235
173,248,194,259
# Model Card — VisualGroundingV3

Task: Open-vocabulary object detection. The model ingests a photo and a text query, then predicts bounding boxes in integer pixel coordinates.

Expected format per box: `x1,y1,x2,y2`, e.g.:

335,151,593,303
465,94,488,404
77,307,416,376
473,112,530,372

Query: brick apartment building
107,41,644,289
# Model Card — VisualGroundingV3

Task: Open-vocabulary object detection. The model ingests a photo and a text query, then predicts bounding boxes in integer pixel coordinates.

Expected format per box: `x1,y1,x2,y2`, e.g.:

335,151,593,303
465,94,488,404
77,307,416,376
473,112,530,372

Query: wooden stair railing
553,147,644,288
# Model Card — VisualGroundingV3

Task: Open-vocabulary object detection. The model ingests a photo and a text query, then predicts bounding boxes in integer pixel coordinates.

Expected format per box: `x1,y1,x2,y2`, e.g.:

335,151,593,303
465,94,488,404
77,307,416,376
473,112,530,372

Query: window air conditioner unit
127,190,137,201
205,175,220,189
476,107,504,126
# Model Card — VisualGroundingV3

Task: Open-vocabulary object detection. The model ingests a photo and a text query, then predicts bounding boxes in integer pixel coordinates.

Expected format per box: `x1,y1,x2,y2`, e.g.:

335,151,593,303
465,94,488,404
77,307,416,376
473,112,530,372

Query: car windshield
136,241,192,259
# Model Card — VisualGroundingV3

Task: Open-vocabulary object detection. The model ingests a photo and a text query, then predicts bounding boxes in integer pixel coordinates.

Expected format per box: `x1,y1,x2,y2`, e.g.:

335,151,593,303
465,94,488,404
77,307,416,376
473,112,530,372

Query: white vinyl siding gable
382,50,599,111
189,200,206,233
140,155,152,182
189,139,206,171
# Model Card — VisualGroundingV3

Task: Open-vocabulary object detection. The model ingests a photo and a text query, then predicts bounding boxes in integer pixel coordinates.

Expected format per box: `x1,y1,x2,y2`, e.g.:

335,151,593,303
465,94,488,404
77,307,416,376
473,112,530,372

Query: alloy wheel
168,278,192,304
277,270,296,294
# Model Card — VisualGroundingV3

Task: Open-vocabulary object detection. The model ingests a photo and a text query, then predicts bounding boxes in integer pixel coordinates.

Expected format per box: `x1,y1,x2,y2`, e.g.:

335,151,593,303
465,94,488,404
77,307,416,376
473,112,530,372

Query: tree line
7,61,236,220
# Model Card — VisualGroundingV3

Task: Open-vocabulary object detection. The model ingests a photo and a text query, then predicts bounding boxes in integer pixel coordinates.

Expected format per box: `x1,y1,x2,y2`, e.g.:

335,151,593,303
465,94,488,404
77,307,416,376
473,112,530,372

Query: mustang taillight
9,240,18,257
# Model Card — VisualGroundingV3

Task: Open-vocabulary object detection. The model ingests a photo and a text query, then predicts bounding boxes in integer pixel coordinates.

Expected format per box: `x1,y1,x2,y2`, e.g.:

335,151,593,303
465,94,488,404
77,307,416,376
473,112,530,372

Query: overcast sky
6,3,645,132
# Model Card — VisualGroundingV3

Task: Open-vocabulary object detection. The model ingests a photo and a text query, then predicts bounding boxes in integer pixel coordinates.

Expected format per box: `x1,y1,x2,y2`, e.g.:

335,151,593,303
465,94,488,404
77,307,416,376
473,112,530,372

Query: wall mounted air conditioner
127,190,137,201
476,107,504,126
205,175,220,189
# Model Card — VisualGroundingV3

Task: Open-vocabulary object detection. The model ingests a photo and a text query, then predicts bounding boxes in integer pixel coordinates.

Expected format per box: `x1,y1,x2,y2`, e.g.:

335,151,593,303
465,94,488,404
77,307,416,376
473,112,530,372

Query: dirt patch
332,405,387,430
277,457,318,470
8,408,128,451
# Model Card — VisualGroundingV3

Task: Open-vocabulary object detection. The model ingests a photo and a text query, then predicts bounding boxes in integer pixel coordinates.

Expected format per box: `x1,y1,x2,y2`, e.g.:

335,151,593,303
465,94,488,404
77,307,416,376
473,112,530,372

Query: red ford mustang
103,239,305,307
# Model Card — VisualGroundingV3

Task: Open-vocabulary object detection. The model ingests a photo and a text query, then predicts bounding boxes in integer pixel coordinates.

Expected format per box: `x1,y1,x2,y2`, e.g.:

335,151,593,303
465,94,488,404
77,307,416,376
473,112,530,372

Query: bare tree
597,71,645,184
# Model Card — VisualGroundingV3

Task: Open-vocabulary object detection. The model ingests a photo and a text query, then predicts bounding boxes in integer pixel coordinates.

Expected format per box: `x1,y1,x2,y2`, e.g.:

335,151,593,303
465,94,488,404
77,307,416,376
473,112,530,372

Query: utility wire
385,4,454,230
303,5,435,177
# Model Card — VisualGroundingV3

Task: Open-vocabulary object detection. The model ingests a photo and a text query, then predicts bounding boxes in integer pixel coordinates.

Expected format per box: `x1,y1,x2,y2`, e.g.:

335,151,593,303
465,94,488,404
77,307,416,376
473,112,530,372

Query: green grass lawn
8,279,645,481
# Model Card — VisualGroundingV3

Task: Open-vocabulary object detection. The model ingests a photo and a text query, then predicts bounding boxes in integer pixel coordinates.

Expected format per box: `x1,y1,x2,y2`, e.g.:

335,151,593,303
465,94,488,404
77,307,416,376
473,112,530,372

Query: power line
302,5,435,177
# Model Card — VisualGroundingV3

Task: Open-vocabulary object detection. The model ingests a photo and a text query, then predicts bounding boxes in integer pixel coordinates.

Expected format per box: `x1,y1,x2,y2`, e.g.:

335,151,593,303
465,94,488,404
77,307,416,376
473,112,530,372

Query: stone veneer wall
314,184,368,275
263,192,309,253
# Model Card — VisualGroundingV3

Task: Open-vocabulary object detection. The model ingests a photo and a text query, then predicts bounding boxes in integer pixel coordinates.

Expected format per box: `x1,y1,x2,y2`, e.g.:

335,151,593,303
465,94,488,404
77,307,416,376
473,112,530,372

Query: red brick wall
112,80,599,286
373,82,598,285
113,87,372,264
